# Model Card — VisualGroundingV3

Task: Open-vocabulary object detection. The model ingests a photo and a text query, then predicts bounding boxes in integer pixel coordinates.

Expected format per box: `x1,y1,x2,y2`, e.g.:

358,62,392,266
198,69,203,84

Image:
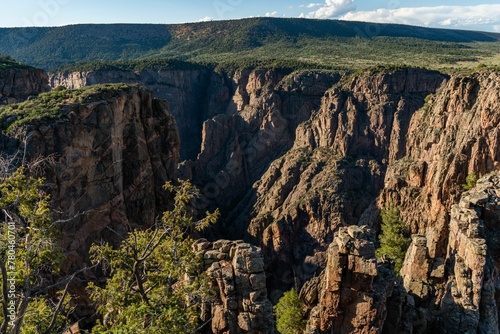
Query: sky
1,0,500,33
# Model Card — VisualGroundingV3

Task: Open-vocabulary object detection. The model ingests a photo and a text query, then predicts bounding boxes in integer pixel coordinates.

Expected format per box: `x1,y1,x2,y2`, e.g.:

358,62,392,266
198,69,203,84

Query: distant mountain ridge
1,17,499,70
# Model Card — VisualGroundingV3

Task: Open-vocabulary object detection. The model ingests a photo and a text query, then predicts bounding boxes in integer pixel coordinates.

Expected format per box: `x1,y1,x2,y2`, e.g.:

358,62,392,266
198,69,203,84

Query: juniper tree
88,179,219,333
0,166,76,334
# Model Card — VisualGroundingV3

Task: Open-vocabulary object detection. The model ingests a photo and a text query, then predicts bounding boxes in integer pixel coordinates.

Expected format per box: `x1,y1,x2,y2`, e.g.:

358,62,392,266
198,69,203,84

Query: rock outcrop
51,68,340,208
180,69,343,219
5,85,180,269
375,71,500,332
51,69,211,160
195,239,274,334
43,66,500,333
235,68,447,297
0,67,50,104
302,225,395,334
380,71,500,255
440,173,500,334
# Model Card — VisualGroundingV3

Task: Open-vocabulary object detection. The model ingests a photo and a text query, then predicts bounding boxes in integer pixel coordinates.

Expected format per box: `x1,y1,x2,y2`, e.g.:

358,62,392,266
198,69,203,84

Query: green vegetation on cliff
88,180,219,333
1,18,499,71
274,289,306,334
462,172,478,190
376,206,411,273
0,56,32,70
0,84,133,133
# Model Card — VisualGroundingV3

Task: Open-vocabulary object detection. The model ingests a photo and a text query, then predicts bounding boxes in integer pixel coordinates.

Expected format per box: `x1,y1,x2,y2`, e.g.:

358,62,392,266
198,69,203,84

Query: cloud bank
305,0,356,19
299,2,499,31
339,4,500,30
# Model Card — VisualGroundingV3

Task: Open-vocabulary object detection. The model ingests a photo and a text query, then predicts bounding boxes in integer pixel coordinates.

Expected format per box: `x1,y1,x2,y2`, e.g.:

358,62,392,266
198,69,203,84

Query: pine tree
274,289,306,334
462,172,478,190
376,206,410,273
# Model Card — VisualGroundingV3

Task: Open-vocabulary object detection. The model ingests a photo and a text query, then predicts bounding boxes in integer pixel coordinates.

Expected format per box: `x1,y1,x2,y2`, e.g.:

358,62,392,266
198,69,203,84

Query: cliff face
180,69,341,217
302,225,396,334
377,71,500,332
196,239,274,334
51,68,341,214
46,66,500,333
51,69,210,160
8,86,180,269
235,69,499,333
380,71,500,255
0,67,50,104
441,174,499,333
235,69,447,298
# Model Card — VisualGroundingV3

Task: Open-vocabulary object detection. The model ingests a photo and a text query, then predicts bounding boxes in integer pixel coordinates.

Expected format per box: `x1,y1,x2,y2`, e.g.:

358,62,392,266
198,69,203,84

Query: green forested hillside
1,17,499,71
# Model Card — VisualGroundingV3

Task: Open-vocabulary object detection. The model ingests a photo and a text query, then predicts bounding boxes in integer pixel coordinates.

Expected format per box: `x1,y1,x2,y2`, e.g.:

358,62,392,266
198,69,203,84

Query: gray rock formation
0,67,50,104
195,239,274,334
50,69,211,160
440,174,499,333
15,66,500,333
237,68,447,297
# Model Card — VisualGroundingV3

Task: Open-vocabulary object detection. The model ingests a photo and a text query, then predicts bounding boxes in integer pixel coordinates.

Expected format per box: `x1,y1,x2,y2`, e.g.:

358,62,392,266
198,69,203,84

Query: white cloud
306,0,356,19
340,4,500,30
199,16,213,22
300,3,323,9
265,11,279,17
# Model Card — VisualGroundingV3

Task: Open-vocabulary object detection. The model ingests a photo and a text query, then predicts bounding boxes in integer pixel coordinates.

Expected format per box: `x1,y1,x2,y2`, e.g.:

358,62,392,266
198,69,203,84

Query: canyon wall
378,71,500,333
0,67,50,104
51,69,211,160
51,68,341,217
4,86,180,270
29,66,500,333
236,68,447,298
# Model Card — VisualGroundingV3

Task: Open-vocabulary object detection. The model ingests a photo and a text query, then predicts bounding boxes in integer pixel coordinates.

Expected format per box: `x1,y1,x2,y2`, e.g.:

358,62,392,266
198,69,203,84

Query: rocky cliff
3,85,180,269
45,66,500,333
51,69,211,160
231,68,447,298
377,71,500,333
196,239,274,334
230,68,499,333
51,68,341,215
0,67,50,104
302,225,396,334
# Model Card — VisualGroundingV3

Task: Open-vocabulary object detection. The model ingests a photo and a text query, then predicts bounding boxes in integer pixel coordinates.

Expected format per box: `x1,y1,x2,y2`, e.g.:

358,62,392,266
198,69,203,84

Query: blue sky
2,0,500,32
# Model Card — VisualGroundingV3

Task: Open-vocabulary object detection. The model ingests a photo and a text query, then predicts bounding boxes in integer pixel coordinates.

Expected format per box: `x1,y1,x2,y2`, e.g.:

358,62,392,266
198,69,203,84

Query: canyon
2,63,499,333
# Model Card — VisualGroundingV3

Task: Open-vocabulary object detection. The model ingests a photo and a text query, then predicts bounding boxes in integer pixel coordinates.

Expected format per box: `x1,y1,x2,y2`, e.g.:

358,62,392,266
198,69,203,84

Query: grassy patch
0,84,134,133
0,57,32,70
